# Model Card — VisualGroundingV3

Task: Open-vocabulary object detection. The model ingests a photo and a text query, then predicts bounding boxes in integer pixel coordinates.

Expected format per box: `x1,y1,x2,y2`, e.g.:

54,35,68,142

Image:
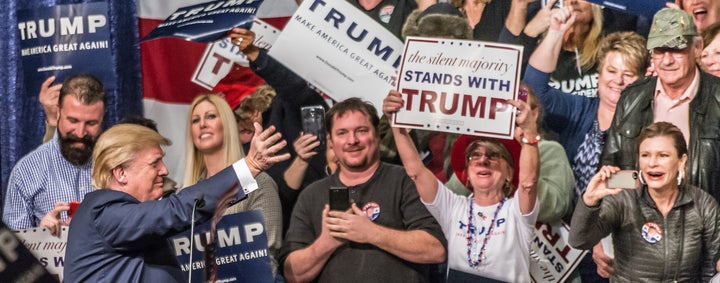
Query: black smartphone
301,105,326,148
329,186,350,211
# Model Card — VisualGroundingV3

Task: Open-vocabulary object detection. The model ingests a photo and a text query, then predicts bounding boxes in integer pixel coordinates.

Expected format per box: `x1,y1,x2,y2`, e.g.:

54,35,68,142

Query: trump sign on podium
169,210,273,283
392,37,523,139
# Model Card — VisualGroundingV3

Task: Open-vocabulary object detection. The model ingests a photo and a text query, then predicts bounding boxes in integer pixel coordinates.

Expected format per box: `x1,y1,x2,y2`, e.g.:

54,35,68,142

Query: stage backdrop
0,0,142,211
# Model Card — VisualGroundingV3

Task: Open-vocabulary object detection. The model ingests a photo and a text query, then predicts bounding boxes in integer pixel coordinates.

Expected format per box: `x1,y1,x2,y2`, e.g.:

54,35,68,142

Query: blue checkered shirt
3,136,94,230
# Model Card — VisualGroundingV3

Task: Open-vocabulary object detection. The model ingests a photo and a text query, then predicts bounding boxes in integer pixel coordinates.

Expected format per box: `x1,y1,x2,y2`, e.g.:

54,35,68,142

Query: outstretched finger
263,132,284,151
253,123,276,141
266,139,289,157
269,152,291,164
41,76,56,90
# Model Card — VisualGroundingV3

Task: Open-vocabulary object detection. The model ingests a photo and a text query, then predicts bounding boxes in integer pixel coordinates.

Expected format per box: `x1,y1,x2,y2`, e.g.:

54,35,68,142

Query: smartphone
301,105,326,148
518,87,529,102
329,186,350,211
542,0,563,9
68,201,81,218
606,170,640,189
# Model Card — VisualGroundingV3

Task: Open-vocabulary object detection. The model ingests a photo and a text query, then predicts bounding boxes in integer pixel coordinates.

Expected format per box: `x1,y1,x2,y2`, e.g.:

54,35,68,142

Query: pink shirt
653,68,700,145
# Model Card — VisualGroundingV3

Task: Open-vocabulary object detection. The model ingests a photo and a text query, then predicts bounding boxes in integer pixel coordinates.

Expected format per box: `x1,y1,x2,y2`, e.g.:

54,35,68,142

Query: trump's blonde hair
92,124,171,189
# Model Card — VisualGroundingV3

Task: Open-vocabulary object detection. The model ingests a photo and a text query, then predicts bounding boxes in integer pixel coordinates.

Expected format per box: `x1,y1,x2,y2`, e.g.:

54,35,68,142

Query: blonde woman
182,94,283,277
549,0,604,97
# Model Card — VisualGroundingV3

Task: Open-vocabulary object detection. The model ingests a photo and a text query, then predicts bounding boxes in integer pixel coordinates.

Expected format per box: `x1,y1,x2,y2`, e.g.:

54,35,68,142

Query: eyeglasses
467,151,501,166
651,47,691,60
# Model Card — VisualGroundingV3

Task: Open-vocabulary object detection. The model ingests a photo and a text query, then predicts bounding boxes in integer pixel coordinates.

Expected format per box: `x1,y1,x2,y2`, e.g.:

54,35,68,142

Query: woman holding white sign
383,88,540,282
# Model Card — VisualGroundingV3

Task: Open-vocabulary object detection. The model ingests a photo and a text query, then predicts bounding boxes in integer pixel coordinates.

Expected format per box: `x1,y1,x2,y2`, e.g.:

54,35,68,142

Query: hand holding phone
68,201,81,218
329,187,350,211
301,105,326,149
606,170,640,189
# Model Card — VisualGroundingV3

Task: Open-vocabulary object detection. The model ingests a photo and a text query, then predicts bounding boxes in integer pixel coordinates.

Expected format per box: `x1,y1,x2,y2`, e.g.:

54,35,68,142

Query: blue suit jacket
64,166,246,282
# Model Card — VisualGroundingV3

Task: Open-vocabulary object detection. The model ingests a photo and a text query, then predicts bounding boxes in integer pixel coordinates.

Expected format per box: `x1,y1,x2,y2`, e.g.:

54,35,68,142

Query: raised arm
505,0,533,36
229,28,260,62
507,98,540,214
528,6,575,73
39,76,61,143
382,90,440,203
283,133,320,190
229,28,326,107
569,166,624,249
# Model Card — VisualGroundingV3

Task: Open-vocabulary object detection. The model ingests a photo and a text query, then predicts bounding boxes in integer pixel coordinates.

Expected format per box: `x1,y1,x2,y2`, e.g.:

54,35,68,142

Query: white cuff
232,158,259,194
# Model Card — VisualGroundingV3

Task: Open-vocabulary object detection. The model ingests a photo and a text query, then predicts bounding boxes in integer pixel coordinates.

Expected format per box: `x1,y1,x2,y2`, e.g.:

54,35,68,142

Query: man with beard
281,98,446,283
3,74,105,235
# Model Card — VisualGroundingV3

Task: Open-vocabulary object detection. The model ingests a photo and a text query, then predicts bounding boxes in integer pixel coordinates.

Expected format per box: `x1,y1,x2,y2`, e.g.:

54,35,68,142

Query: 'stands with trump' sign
392,37,523,139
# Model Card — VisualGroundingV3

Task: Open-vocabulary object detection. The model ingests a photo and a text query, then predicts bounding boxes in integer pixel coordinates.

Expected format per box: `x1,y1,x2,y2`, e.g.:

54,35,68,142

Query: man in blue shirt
3,74,105,235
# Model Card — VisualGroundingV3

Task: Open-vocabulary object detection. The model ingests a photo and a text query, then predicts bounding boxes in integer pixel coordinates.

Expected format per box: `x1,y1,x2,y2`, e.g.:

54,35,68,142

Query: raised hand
228,27,259,61
506,98,538,142
583,166,624,206
245,123,290,175
524,0,557,37
294,132,321,163
382,90,404,119
549,6,576,33
39,76,62,127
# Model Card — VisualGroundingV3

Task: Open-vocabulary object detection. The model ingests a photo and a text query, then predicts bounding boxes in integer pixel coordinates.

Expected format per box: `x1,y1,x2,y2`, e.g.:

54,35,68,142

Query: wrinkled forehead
332,110,372,129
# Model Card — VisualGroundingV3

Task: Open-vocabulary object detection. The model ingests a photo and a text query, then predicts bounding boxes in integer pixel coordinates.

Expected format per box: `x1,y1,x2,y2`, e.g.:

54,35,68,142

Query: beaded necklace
466,196,506,268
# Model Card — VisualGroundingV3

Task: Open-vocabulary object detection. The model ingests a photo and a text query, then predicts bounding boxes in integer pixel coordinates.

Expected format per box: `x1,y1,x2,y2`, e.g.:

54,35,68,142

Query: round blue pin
362,201,380,221
641,222,662,243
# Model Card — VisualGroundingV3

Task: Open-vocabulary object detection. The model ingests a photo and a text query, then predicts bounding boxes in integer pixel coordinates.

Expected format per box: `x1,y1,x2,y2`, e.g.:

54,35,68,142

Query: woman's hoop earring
638,170,646,185
677,170,684,186
325,165,332,176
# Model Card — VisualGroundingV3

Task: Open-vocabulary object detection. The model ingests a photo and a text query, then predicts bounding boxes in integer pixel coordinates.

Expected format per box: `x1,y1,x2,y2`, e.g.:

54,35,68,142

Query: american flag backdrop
137,0,296,184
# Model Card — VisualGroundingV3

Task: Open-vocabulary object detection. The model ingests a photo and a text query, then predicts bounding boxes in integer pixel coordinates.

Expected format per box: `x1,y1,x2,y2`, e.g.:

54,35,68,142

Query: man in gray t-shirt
281,98,446,282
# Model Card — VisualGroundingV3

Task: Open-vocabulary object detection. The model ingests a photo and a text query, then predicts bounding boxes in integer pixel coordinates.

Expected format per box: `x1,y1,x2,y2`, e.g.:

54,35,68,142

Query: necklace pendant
481,254,487,261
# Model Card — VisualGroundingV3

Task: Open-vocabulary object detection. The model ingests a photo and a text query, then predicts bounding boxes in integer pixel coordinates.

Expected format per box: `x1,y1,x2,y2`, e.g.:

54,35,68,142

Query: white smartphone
606,170,640,189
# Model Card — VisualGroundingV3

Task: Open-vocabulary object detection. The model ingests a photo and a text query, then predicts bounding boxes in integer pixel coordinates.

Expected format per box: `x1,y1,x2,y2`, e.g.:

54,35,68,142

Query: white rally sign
15,227,68,282
269,0,401,111
530,222,588,282
393,37,523,139
192,18,280,90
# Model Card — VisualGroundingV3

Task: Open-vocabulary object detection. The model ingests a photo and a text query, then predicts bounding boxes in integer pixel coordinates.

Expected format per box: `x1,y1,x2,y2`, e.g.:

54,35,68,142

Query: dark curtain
0,0,142,210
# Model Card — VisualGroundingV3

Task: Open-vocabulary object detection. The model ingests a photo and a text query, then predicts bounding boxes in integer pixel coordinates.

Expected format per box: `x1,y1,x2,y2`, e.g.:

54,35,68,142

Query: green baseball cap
647,8,698,50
